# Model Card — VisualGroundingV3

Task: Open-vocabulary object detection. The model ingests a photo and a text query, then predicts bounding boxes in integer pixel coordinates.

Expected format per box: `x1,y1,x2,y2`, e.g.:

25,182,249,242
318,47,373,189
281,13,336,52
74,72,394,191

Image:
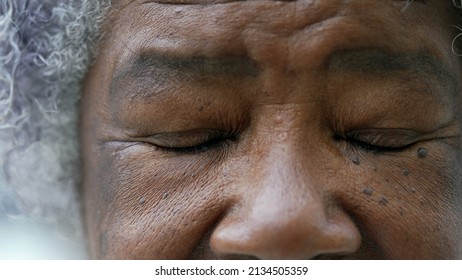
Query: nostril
312,253,354,260
219,254,260,260
210,212,362,260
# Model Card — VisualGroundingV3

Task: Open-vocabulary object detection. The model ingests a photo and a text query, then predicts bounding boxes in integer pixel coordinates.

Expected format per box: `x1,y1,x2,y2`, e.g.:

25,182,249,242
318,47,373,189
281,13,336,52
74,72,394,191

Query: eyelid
345,128,420,149
133,129,237,156
144,129,228,149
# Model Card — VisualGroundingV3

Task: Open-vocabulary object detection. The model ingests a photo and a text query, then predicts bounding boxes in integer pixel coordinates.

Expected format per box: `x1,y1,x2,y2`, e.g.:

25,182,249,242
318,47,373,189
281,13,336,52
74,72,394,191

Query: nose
210,144,361,259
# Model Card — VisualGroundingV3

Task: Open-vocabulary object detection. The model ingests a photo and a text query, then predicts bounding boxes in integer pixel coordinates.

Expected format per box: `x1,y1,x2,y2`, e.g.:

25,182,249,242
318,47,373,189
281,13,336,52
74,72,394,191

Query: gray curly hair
0,0,462,258
0,0,109,258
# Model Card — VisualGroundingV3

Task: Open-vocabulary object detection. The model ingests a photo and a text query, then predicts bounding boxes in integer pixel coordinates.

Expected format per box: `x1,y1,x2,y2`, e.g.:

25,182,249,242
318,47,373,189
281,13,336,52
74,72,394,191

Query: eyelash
158,133,235,155
333,133,413,154
156,131,413,155
344,136,411,153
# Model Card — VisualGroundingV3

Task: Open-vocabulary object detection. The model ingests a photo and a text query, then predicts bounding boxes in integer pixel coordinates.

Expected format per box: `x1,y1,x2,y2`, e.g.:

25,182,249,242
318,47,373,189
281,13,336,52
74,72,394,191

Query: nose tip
210,196,362,260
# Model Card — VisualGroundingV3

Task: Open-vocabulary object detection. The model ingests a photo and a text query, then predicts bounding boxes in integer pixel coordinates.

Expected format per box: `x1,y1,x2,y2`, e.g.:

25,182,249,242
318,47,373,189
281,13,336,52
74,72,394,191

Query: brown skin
81,0,462,259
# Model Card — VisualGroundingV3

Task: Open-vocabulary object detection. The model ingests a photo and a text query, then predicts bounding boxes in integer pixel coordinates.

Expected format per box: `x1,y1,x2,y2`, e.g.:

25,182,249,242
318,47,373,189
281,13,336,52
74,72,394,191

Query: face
81,0,462,259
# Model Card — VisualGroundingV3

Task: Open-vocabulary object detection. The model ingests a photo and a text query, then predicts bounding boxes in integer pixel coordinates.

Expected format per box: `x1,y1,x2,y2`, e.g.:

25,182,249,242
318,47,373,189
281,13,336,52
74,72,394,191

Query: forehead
106,0,458,44
108,0,455,20
104,0,459,72
110,0,456,13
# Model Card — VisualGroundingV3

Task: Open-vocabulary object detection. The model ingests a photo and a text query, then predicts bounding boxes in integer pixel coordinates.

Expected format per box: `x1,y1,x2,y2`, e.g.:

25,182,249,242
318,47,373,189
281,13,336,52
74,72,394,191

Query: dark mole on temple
417,147,428,158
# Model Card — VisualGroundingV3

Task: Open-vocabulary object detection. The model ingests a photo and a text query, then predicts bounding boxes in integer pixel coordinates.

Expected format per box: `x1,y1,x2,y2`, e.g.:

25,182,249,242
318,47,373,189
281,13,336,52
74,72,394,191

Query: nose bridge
248,107,330,238
254,136,323,221
254,107,321,198
247,136,331,250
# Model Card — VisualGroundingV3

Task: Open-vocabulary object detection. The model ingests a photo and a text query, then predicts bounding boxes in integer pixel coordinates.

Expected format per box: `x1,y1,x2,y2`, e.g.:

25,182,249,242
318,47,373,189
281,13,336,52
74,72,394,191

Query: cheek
335,143,462,259
87,142,228,259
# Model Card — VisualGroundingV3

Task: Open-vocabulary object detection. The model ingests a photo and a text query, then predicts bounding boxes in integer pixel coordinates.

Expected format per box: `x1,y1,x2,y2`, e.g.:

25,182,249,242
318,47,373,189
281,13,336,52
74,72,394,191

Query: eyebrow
328,49,450,80
112,48,456,101
141,0,278,5
113,52,259,83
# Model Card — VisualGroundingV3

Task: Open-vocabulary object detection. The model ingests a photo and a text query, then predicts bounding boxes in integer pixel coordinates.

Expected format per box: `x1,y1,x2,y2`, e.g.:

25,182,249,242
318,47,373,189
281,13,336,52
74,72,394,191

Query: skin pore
81,0,462,259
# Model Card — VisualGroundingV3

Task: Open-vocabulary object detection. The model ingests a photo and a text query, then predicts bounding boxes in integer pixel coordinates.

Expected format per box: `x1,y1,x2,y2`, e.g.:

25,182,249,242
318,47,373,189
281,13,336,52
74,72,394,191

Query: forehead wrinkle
137,0,431,6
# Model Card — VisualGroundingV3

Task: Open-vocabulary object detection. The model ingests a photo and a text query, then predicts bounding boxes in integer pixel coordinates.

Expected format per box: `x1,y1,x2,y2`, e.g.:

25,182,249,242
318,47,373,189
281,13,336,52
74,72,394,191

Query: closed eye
158,135,233,154
139,129,237,155
334,128,420,154
343,136,413,153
